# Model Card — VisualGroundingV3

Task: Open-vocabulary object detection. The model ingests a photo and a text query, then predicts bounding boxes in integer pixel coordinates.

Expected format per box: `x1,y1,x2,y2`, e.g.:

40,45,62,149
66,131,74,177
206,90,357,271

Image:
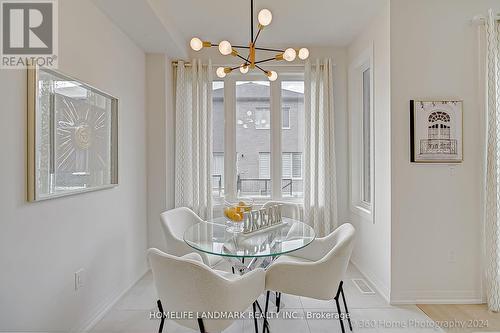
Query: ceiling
93,0,386,57
152,0,386,47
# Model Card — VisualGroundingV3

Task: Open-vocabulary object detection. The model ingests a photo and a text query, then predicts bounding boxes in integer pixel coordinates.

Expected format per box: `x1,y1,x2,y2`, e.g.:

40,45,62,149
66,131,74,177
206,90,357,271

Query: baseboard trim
390,290,483,305
72,269,150,332
392,298,484,305
350,259,390,303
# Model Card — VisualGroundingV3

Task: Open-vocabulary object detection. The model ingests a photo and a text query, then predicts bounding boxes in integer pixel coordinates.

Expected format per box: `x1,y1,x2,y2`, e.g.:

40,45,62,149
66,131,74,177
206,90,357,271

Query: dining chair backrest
315,223,356,299
148,248,265,332
160,207,208,262
262,200,302,220
265,223,356,301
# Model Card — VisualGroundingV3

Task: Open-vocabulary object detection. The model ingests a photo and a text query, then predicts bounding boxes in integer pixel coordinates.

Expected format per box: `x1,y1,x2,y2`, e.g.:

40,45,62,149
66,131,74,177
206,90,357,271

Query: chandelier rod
253,26,262,45
250,0,254,42
254,57,276,65
255,64,267,73
236,53,250,64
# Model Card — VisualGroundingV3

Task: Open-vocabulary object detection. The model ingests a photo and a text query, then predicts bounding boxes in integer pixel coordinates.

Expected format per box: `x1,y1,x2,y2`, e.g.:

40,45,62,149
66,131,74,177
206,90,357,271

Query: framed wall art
410,100,463,163
27,65,118,201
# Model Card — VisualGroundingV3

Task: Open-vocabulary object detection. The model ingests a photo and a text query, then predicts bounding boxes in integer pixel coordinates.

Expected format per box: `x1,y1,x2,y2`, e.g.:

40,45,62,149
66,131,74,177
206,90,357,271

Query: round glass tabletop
183,217,316,258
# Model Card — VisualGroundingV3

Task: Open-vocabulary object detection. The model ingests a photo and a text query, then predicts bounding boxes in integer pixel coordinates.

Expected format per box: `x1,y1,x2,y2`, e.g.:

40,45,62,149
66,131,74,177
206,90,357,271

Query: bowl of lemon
223,199,253,233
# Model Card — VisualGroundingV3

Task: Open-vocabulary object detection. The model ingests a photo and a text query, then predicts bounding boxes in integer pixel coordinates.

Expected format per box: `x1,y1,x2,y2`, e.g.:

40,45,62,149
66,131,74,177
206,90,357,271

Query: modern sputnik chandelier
189,0,310,81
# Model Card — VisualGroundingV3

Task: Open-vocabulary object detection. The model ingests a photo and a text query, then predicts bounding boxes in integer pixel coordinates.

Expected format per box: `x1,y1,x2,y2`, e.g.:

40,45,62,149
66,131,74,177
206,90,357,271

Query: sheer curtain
303,59,338,237
174,60,213,219
485,10,500,312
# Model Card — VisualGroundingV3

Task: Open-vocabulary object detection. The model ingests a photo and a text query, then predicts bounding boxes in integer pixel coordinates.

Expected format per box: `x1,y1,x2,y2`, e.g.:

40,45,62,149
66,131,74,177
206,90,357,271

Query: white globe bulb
218,40,232,55
268,71,278,81
216,67,226,78
240,64,249,74
298,48,309,60
258,9,272,26
190,37,203,51
283,48,296,62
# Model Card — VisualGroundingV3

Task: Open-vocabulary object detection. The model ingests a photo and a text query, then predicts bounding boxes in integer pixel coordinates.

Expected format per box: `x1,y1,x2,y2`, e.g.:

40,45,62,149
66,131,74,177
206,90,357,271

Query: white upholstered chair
264,223,356,333
148,248,265,333
160,207,224,268
262,201,301,220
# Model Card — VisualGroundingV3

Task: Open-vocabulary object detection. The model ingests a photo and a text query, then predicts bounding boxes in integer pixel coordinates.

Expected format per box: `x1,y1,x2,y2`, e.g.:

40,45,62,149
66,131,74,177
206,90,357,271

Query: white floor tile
250,309,310,333
90,310,159,333
306,308,380,333
300,296,337,310
89,264,442,333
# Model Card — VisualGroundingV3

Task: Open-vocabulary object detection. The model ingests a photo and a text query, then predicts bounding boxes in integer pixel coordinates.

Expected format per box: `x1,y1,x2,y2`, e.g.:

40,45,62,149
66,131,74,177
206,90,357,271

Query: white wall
146,54,176,250
390,0,500,303
188,47,351,222
347,1,392,301
0,0,148,330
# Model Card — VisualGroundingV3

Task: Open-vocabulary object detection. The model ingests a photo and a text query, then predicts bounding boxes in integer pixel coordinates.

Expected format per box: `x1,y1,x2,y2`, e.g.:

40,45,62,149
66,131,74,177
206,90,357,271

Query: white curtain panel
485,10,500,312
303,59,338,237
174,60,213,219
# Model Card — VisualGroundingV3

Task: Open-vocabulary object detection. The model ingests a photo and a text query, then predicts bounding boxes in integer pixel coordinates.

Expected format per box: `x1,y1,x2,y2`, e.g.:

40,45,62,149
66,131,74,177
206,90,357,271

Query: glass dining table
183,216,316,274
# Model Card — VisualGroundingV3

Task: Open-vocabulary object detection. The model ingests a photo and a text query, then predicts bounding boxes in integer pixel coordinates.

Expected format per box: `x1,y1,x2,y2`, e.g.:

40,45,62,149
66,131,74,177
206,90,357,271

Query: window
212,74,304,203
255,107,270,129
362,69,371,203
236,81,271,198
258,152,270,178
282,152,302,179
254,107,291,129
260,152,302,180
282,81,304,198
349,46,374,220
212,81,224,200
282,108,291,129
213,152,224,197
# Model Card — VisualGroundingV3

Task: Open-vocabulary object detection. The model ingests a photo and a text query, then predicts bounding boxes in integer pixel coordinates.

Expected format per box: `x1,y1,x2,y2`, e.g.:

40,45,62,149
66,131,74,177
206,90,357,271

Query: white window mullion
271,78,282,199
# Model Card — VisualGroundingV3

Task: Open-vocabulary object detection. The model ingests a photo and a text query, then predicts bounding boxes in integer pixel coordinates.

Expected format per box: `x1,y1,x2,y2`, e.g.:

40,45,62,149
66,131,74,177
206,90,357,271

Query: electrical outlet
75,269,85,291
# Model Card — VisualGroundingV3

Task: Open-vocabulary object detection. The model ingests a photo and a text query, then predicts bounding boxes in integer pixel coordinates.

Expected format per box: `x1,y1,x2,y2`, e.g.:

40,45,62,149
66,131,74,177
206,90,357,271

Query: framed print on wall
410,100,463,163
27,65,118,202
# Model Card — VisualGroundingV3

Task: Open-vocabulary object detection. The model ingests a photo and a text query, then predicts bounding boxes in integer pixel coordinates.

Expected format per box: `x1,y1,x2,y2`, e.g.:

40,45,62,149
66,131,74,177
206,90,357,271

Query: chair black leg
340,281,353,331
157,300,165,333
334,296,346,333
263,291,270,333
197,318,206,333
276,292,281,313
252,302,259,333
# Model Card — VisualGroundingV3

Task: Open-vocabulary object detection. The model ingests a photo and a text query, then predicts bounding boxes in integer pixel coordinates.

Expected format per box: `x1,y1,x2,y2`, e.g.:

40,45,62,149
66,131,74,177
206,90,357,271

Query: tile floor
91,265,443,333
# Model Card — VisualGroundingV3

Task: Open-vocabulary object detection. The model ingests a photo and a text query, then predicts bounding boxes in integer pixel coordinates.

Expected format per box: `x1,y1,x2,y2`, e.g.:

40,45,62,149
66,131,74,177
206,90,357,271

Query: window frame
349,44,375,222
218,71,304,204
